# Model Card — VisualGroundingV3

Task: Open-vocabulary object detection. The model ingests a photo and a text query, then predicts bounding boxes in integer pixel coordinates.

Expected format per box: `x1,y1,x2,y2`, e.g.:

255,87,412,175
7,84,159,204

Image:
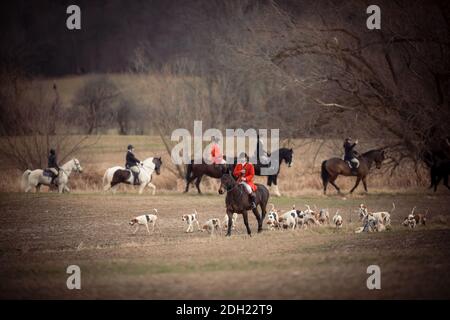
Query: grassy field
0,135,448,299
0,191,449,299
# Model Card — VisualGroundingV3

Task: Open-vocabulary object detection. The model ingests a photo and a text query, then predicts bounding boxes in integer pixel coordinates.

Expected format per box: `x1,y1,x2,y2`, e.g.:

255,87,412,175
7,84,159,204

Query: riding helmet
127,144,134,150
50,148,56,155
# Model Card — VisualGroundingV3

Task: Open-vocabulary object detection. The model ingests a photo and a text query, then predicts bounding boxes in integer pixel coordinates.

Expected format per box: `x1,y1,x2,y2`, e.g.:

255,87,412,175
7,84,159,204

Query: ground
1,191,449,299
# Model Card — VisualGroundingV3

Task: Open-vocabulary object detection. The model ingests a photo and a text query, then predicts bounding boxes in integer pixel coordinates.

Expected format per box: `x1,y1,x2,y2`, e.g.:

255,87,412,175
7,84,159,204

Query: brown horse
321,149,386,195
184,161,230,194
218,173,269,236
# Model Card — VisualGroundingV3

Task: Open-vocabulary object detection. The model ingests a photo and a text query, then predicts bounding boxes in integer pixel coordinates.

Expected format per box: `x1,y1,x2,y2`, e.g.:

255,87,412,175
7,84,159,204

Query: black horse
228,148,294,196
218,173,269,236
429,159,450,192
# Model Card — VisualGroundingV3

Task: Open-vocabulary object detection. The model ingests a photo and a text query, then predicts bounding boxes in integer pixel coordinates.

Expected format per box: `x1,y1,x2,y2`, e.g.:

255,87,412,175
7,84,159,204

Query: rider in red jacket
233,152,257,209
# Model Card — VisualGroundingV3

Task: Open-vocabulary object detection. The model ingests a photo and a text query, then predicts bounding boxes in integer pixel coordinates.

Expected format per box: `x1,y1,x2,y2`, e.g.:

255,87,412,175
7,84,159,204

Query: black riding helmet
127,144,134,151
50,148,56,155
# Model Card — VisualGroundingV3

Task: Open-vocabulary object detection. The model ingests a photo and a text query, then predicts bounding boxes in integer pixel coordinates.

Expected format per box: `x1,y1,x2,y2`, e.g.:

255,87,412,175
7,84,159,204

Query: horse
184,161,229,194
321,149,386,195
218,173,269,236
429,159,450,192
21,159,83,193
104,157,162,195
227,148,294,196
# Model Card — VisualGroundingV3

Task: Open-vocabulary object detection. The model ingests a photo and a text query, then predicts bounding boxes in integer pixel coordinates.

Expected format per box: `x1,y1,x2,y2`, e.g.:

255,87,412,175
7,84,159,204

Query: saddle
43,169,56,178
124,168,140,185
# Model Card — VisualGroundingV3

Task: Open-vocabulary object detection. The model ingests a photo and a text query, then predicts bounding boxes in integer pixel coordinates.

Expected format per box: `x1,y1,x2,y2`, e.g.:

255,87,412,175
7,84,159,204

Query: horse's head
73,159,83,173
218,173,235,194
374,150,386,169
281,148,294,167
152,157,162,175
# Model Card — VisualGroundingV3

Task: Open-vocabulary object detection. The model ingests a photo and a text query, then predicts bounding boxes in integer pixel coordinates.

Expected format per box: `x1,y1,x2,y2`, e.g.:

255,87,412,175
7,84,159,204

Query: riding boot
133,172,139,185
249,192,257,209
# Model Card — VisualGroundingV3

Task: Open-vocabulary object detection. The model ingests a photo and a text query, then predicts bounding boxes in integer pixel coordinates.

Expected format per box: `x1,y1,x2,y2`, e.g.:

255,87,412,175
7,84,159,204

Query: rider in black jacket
48,149,59,184
343,137,359,174
125,145,141,184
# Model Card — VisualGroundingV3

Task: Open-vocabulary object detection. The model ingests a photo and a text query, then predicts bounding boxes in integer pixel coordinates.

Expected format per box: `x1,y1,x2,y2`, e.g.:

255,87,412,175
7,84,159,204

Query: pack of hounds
129,203,428,235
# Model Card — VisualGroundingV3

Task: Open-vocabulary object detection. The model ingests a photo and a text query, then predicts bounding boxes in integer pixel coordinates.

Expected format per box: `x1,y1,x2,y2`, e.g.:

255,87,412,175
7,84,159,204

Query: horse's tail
185,163,193,182
21,170,32,190
321,160,329,185
102,169,109,187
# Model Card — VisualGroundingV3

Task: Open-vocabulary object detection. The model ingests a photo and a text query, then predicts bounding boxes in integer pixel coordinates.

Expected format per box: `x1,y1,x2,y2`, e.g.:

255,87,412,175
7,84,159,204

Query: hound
129,209,159,234
402,207,427,228
295,205,319,227
371,203,395,227
358,203,369,221
202,218,222,235
356,213,386,233
279,207,298,230
182,210,200,233
402,214,417,229
332,210,343,228
359,203,394,227
316,208,330,224
266,203,281,230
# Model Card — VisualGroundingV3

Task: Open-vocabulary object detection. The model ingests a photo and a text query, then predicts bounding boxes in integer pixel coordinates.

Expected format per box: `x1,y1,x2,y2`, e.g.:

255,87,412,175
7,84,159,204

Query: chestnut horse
321,149,386,195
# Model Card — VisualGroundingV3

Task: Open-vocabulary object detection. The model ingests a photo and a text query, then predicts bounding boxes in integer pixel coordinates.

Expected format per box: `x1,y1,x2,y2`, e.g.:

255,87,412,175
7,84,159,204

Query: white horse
103,157,162,195
21,159,83,193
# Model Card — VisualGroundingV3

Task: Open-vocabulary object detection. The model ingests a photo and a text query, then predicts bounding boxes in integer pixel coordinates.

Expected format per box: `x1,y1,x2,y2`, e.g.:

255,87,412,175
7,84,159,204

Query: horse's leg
271,175,281,197
329,175,341,194
195,175,203,194
184,175,196,193
434,175,442,192
362,176,368,193
138,183,145,195
36,184,41,193
242,211,252,236
64,185,70,193
252,207,262,233
226,210,234,236
350,176,362,194
147,182,156,195
58,183,64,194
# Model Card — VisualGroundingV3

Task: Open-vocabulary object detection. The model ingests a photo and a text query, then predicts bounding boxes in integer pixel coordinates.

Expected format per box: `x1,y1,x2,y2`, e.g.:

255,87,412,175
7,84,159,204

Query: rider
125,144,141,185
210,136,226,165
255,134,270,165
343,137,359,174
233,152,257,209
47,148,59,185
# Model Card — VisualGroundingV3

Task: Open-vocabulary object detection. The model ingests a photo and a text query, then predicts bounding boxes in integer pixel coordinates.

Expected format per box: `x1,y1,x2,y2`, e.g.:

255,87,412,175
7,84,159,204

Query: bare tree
0,68,96,170
71,76,120,134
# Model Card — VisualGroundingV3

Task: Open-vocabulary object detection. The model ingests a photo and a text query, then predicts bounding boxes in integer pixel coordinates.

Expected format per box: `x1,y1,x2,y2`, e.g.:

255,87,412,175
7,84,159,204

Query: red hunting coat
233,162,257,191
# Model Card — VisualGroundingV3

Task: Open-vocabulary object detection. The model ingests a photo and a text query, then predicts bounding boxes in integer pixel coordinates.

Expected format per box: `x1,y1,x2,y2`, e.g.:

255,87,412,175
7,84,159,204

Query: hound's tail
21,170,32,191
321,160,329,185
391,202,396,213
